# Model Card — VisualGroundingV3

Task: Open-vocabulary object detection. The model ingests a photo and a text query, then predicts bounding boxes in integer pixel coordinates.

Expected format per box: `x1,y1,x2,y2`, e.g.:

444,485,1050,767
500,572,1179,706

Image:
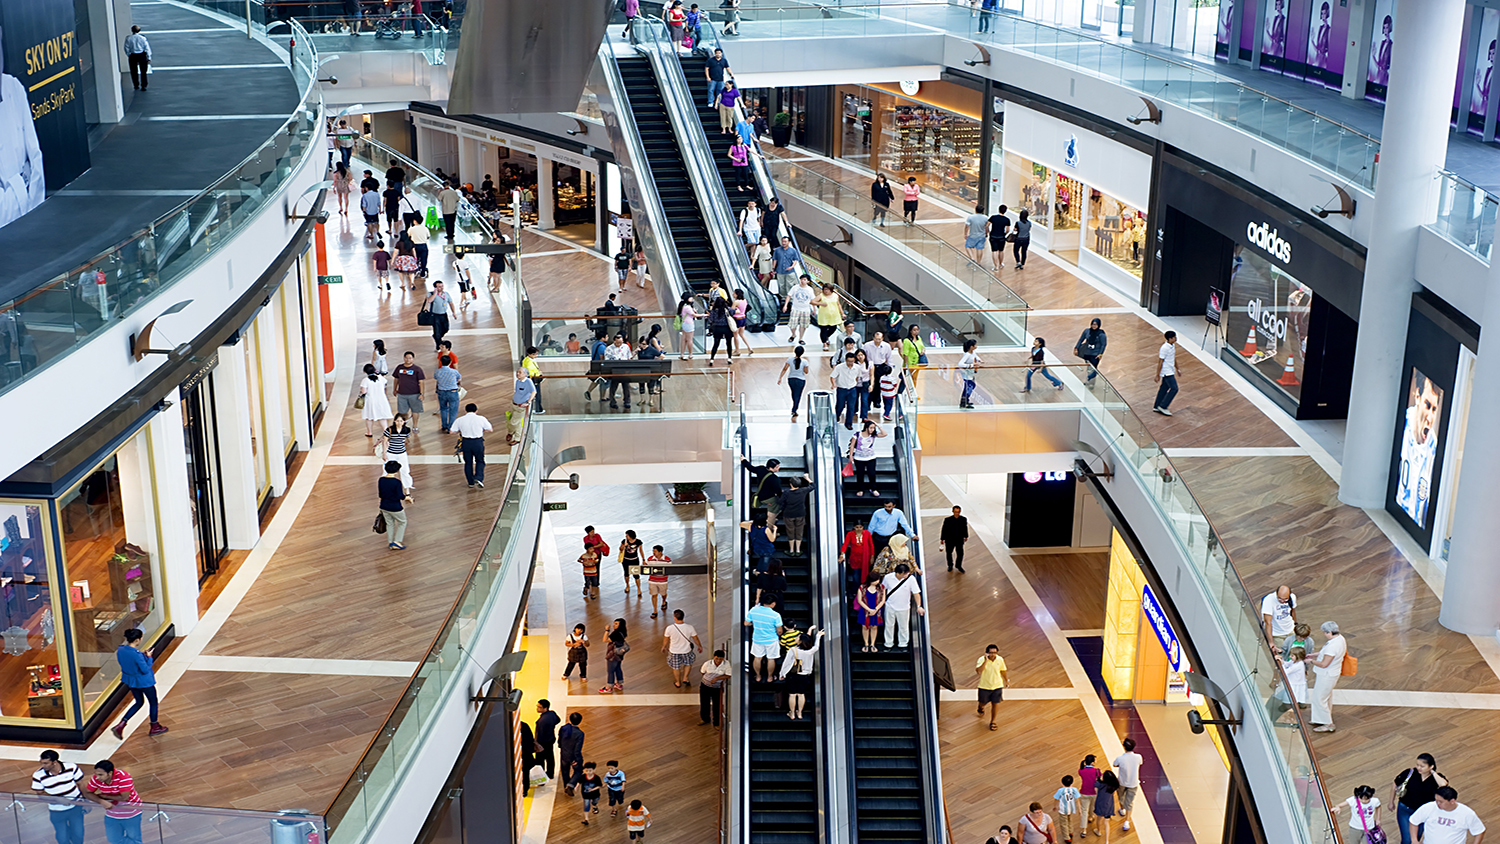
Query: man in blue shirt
585,330,610,401
734,115,756,147
772,236,801,296
743,594,784,683
435,355,462,432
507,369,535,446
868,500,916,555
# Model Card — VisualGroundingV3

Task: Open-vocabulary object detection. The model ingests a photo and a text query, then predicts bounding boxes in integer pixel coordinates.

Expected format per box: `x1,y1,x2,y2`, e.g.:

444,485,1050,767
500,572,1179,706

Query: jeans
415,242,429,273
857,384,871,418
461,437,486,485
383,507,408,544
49,807,85,844
978,7,994,30
789,378,806,413
410,11,426,34
960,376,976,405
339,146,353,167
437,389,460,431
751,553,774,573
123,685,158,723
1155,374,1179,409
1397,802,1420,844
707,78,725,107
882,395,895,418
607,658,624,685
1013,237,1030,266
104,816,143,844
1081,354,1101,383
835,387,858,427
1025,365,1062,390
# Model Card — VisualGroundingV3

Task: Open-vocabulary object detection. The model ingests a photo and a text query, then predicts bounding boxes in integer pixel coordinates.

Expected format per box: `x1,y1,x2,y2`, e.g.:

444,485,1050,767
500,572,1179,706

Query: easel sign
1202,286,1226,353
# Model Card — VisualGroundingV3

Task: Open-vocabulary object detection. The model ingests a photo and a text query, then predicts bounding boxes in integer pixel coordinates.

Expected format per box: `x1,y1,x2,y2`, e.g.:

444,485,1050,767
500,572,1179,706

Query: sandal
651,612,658,618
989,723,999,731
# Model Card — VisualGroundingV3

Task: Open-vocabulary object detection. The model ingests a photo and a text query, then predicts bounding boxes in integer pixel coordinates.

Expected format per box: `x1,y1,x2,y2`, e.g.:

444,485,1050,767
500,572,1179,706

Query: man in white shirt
830,321,862,365
1153,330,1179,416
1113,738,1144,831
880,564,924,649
452,403,493,488
662,609,703,688
32,749,86,844
1261,585,1298,652
1308,620,1347,732
123,25,152,90
783,274,816,346
830,353,862,430
699,650,732,726
438,183,461,240
1410,786,1486,844
603,333,634,408
862,331,894,370
1,22,46,230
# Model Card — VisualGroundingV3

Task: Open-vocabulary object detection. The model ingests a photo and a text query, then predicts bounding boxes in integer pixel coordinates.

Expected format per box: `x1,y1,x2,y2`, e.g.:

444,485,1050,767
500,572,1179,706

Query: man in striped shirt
32,750,85,844
84,761,143,844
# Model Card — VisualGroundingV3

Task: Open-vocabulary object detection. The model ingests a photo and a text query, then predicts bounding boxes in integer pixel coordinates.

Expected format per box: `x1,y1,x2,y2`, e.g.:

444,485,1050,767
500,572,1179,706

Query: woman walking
1022,337,1063,392
856,574,885,651
377,460,410,550
370,338,389,377
846,419,886,497
1013,208,1032,269
332,161,353,215
752,236,775,285
901,176,920,224
677,293,701,360
707,297,735,364
1092,770,1120,843
900,325,926,385
886,300,904,340
778,345,810,420
666,0,686,49
393,235,420,290
719,81,742,133
601,619,629,693
360,364,393,437
778,628,826,719
871,173,894,227
732,290,752,355
622,0,639,37
814,284,844,351
378,413,414,491
728,136,752,192
619,530,645,596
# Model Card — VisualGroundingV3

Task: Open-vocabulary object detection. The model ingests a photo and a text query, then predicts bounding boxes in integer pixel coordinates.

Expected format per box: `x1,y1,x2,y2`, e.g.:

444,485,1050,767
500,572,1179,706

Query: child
566,333,582,355
626,799,651,840
604,761,627,817
1270,646,1309,722
373,241,391,291
614,249,631,295
1078,755,1099,830
1283,622,1312,654
1054,774,1081,843
878,363,900,421
1331,785,1382,841
562,624,589,683
1092,770,1119,843
578,763,602,824
579,547,601,600
646,545,671,619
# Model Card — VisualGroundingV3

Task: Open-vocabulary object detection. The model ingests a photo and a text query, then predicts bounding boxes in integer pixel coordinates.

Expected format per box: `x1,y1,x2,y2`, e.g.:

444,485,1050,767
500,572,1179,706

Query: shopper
778,345,810,419
846,420,887,498
719,81,743,133
1392,754,1449,844
438,181,461,240
815,284,845,350
754,560,788,610
900,325,926,385
1092,770,1120,842
558,712,585,794
1079,755,1100,830
871,174,894,227
831,352,863,430
423,281,458,352
579,539,602,600
433,355,462,434
1054,776,1082,844
604,761,627,817
108,630,165,739
1408,787,1485,844
707,297,735,364
392,352,425,432
534,700,561,778
453,403,494,488
987,204,1011,270
1261,584,1299,652
868,500,916,555
744,594,784,683
521,345,545,413
872,532,917,578
360,364,393,438
742,514,777,573
699,649,731,726
32,750,86,844
562,623,589,684
772,236,802,296
646,545,671,618
974,643,1008,729
1114,738,1144,831
762,197,786,246
1022,337,1064,393
407,215,431,276
376,459,410,550
332,161,353,216
677,294,701,360
753,236,775,285
1153,330,1180,416
728,135,752,191
704,47,732,107
1331,785,1383,844
1074,318,1108,387
901,176,920,224
360,186,382,241
840,520,875,597
778,477,815,556
939,505,969,572
1019,803,1055,844
663,610,704,688
1308,620,1347,732
855,573,885,651
626,800,652,841
83,761,142,844
742,455,785,514
601,618,628,694
778,628,826,719
880,563,924,649
619,529,644,596
739,200,762,255
1013,208,1032,269
958,339,981,408
124,26,152,90
964,205,989,263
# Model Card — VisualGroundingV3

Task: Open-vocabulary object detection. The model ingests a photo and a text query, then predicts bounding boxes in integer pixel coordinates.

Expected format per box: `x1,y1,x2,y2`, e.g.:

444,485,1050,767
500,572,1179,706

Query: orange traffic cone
1240,326,1258,358
1276,355,1300,386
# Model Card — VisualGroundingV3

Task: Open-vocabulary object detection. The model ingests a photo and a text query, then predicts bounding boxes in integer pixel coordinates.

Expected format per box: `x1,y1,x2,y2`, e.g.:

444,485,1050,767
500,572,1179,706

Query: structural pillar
1341,0,1376,100
1338,0,1466,509
537,158,555,230
213,341,262,550
143,392,202,635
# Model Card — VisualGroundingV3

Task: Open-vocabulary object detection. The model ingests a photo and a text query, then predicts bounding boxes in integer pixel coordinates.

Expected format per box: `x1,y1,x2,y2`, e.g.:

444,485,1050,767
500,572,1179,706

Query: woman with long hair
852,348,872,422
752,236,775,285
677,293,701,360
370,338,389,377
393,232,420,290
1013,207,1033,269
1022,336,1063,393
601,618,629,694
378,413,414,491
900,324,926,386
644,323,665,355
619,530,644,596
886,299,904,339
846,418,886,497
707,296,734,364
360,364,393,437
732,289,752,355
332,161,353,215
856,573,886,652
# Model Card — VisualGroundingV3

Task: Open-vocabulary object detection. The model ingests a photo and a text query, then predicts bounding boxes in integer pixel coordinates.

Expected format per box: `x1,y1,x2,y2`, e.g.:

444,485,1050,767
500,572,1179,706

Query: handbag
373,512,388,534
1341,653,1358,676
1354,798,1387,844
1006,232,1017,243
842,459,855,478
416,300,435,327
355,394,366,409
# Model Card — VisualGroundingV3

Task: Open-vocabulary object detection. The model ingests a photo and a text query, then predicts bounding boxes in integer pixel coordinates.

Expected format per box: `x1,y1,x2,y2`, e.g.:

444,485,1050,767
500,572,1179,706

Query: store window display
0,502,66,721
1224,244,1315,402
833,84,983,208
1085,191,1147,279
1051,174,1084,263
1003,154,1051,229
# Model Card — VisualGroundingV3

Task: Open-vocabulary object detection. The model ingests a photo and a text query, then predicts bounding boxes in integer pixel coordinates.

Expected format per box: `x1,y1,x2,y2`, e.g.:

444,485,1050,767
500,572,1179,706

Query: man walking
783,274,816,346
939,505,968,572
1114,737,1144,832
662,609,704,688
32,750,85,844
772,236,801,296
438,181,461,240
334,119,357,166
359,186,382,240
534,700,561,778
704,48,732,108
1153,330,1179,416
124,26,151,91
1074,318,1108,387
109,629,166,738
558,712,586,794
1408,786,1486,844
975,644,1008,730
453,403,493,488
393,352,426,432
868,500,916,555
881,564,924,649
434,355,462,433
831,352,862,430
507,369,534,446
699,650,732,726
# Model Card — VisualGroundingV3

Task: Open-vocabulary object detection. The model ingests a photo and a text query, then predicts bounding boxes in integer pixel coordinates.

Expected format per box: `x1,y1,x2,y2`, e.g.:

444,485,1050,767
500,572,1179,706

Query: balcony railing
0,793,323,844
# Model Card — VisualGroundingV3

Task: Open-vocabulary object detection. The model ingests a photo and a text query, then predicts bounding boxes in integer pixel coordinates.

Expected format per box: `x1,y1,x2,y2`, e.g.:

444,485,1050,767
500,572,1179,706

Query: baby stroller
373,3,407,38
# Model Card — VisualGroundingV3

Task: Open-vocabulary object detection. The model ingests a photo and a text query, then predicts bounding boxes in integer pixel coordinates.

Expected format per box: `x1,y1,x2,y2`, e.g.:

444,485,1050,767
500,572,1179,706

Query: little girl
1078,755,1100,830
1092,769,1119,843
856,574,885,652
562,623,589,684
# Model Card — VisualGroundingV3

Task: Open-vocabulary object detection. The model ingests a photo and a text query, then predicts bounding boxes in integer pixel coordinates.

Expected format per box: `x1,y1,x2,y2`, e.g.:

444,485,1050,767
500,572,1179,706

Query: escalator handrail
631,20,770,320
809,393,854,844
893,425,949,844
598,46,695,320
734,427,753,844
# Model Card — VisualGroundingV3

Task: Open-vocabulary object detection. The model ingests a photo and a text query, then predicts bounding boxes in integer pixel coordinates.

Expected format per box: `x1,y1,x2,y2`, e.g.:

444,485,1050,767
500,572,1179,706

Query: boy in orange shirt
625,800,651,841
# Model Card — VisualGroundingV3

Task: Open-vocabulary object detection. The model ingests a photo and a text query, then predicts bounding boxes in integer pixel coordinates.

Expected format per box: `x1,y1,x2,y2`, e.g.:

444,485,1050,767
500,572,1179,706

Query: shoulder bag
1341,652,1358,676
417,298,436,327
1023,814,1054,844
1355,799,1387,844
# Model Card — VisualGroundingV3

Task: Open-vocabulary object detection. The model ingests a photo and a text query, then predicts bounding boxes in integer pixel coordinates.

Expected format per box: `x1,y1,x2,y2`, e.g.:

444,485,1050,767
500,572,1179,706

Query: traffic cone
1276,355,1300,386
1240,326,1258,358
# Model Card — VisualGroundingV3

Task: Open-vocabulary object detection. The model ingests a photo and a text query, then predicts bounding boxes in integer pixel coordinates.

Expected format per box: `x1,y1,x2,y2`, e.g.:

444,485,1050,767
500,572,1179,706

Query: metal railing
0,17,322,401
809,392,854,844
1431,169,1499,262
0,793,322,844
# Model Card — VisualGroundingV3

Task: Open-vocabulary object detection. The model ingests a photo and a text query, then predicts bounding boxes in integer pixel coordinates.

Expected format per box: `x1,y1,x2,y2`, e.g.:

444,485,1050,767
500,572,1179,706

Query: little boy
373,241,391,291
604,761,627,817
614,249,631,290
646,545,671,619
578,763,602,825
579,548,601,601
1054,774,1081,843
626,800,651,841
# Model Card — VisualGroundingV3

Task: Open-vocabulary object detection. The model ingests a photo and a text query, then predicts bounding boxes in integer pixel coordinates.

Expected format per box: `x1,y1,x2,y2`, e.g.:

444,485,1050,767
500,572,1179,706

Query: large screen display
1395,367,1444,528
1366,0,1396,101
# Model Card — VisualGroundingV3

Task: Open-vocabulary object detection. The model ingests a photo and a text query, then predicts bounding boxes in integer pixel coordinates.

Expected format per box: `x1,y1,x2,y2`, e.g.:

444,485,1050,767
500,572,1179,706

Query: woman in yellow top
899,324,927,385
812,283,844,351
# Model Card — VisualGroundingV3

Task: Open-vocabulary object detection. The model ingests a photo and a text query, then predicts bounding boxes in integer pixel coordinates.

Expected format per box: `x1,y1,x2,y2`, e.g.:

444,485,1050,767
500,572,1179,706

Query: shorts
364,212,379,224
784,517,806,542
989,238,1007,252
743,228,761,244
964,234,985,249
397,393,424,415
735,317,748,328
649,580,668,596
617,268,629,280
630,832,646,840
667,650,694,669
978,687,1003,705
376,268,389,279
584,574,600,586
789,309,812,332
583,797,598,813
1118,786,1138,812
608,789,625,806
749,641,781,659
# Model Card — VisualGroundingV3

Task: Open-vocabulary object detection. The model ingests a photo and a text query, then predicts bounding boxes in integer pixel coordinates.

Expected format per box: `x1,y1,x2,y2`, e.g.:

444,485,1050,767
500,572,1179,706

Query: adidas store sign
1246,222,1292,264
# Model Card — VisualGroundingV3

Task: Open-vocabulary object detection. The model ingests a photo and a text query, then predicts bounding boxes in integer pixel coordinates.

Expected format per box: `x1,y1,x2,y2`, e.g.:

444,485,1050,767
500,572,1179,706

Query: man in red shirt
840,520,874,599
85,761,142,844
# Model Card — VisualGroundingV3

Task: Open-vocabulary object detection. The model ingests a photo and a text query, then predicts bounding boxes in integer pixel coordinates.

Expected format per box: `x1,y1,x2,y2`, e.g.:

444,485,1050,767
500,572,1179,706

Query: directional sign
628,563,710,577
1141,584,1181,672
317,275,343,285
543,502,568,512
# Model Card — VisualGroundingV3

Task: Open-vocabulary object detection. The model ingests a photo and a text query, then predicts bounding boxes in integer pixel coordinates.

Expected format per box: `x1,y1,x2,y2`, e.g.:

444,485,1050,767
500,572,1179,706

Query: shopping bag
842,460,855,478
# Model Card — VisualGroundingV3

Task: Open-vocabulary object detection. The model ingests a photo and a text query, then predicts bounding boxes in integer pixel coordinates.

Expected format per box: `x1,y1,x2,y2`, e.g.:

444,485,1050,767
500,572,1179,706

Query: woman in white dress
360,364,393,437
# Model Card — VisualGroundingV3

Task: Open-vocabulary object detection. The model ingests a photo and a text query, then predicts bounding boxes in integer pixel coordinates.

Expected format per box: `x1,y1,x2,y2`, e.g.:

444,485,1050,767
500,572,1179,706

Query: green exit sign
317,275,343,285
543,502,568,511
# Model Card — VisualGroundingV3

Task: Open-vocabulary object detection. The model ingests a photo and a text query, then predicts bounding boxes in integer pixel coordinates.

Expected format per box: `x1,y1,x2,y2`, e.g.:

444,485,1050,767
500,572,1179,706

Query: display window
1051,174,1084,263
1085,191,1146,279
832,84,983,208
0,502,70,722
1002,154,1051,229
554,165,597,228
1223,244,1314,403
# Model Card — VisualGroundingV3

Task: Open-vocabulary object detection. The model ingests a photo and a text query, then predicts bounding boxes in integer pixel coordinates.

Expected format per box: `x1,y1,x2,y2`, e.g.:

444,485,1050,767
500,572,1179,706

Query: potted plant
667,482,709,505
770,111,793,147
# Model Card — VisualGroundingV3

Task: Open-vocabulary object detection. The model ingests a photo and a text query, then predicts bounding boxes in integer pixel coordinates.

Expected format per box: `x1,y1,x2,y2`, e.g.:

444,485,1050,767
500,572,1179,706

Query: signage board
317,275,343,285
1141,584,1182,672
543,502,568,512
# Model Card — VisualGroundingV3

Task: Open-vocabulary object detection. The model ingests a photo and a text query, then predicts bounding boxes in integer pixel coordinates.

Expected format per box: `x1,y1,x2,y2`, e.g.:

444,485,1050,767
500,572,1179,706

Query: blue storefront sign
1141,584,1181,672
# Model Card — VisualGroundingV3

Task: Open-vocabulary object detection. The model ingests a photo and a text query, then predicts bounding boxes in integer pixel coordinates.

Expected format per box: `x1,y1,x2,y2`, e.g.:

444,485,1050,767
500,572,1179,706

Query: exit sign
317,275,343,285
543,502,568,512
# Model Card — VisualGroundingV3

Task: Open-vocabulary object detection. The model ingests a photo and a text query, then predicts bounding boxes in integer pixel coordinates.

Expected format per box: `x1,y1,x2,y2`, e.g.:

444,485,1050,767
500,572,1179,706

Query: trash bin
270,811,318,844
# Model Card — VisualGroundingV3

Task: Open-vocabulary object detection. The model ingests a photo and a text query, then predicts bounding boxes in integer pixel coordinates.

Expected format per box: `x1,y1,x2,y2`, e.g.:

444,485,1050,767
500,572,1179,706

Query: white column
86,0,124,122
256,308,289,498
213,342,262,550
144,393,202,635
1338,0,1466,508
1132,0,1155,44
458,135,480,187
537,157,555,230
1341,0,1376,99
281,273,314,451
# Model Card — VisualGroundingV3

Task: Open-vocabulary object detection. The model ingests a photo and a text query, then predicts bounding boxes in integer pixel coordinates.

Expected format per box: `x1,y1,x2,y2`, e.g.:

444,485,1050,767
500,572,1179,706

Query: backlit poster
1262,0,1288,71
1468,9,1498,132
1299,0,1347,89
0,0,91,230
1367,0,1396,102
1395,368,1443,528
1216,0,1237,60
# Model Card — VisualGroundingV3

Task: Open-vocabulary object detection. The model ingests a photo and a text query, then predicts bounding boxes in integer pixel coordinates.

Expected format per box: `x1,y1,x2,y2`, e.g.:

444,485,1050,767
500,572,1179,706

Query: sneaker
476,480,484,488
1158,407,1173,416
599,686,613,694
1122,822,1130,832
110,722,126,740
148,723,169,736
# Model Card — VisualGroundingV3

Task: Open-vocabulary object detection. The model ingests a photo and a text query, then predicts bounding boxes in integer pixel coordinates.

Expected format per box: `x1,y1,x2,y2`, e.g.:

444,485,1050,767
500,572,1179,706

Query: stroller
373,3,407,38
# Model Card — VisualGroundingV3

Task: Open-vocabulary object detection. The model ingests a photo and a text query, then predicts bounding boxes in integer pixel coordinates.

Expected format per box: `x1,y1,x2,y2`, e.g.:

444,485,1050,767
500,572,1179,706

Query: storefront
829,81,985,209
1385,292,1479,558
997,103,1153,297
1147,153,1364,419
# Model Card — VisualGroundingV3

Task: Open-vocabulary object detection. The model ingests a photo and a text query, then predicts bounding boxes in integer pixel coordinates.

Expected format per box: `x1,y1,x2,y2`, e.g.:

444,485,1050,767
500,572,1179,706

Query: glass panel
0,501,66,721
1084,190,1147,279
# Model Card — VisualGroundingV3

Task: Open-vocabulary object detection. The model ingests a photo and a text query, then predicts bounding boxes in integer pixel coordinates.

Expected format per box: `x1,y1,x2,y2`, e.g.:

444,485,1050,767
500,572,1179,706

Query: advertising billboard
1395,367,1444,528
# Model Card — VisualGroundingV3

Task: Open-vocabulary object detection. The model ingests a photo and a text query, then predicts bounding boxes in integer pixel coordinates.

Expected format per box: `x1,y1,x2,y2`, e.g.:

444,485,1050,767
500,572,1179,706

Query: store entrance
182,376,228,582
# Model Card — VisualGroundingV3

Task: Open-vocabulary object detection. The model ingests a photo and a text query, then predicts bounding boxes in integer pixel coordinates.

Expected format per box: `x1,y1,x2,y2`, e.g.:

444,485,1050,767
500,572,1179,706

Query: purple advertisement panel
1468,9,1499,131
1261,0,1288,70
1367,0,1396,102
1301,0,1348,88
1216,0,1238,60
